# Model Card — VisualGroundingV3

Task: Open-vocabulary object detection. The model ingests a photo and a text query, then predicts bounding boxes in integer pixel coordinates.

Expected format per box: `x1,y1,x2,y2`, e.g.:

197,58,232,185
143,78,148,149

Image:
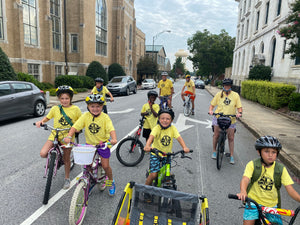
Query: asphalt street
0,80,299,225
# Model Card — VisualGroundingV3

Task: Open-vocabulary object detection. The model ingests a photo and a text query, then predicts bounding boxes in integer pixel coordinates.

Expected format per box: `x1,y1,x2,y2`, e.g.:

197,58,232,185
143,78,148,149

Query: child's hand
63,136,71,144
110,139,117,145
35,121,43,128
183,147,190,153
144,146,151,152
237,191,247,202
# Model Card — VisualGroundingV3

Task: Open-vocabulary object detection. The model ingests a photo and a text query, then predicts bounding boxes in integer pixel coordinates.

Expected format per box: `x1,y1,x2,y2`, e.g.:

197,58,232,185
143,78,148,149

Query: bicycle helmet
95,77,104,83
222,78,233,86
56,85,74,98
147,90,158,98
85,94,105,105
255,136,282,152
161,71,168,76
185,74,191,79
158,108,175,120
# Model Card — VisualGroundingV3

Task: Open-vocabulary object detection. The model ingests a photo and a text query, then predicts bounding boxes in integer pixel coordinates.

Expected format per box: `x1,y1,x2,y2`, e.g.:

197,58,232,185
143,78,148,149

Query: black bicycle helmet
158,108,175,120
56,85,74,98
95,77,104,83
85,94,105,105
222,78,233,86
147,90,158,98
255,136,282,151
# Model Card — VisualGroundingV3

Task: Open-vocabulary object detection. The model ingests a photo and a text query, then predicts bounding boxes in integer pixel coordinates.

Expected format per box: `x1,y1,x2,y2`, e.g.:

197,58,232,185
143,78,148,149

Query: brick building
0,0,145,83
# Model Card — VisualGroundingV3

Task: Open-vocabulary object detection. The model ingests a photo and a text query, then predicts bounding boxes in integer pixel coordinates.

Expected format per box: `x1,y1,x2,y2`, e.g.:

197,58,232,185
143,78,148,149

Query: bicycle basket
217,116,232,130
72,144,96,165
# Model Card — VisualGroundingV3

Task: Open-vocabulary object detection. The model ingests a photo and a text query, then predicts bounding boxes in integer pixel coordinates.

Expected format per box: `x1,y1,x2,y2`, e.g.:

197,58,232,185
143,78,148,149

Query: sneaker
212,152,217,159
183,101,186,106
63,178,70,189
192,109,195,115
107,180,116,196
99,176,108,191
230,156,235,164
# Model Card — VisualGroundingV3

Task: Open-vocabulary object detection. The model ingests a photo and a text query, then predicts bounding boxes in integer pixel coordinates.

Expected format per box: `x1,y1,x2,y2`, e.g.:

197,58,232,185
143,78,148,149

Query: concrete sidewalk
206,85,300,178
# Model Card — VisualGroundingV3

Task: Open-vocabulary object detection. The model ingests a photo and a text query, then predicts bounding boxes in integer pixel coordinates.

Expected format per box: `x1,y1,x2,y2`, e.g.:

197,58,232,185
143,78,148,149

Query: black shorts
142,128,151,140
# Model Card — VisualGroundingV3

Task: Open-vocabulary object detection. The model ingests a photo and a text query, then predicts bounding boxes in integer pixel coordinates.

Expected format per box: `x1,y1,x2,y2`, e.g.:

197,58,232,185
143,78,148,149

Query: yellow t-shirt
158,79,173,96
46,105,82,141
210,91,242,124
91,86,109,105
141,103,160,129
184,80,195,93
150,124,180,153
73,112,115,145
243,161,294,207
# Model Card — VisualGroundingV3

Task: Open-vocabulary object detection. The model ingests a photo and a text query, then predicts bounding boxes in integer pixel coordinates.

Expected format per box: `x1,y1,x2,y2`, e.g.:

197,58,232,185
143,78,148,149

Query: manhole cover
278,134,287,136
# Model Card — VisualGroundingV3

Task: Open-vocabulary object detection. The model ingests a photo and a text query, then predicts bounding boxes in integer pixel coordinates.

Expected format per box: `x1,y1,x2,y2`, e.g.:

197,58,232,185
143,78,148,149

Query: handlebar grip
228,194,239,200
189,150,193,153
33,123,36,125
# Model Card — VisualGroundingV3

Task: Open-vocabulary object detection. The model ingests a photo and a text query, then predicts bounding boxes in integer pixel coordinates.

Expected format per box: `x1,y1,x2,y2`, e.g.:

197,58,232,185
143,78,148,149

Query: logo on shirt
258,175,274,191
223,97,231,105
89,123,101,134
161,84,165,88
59,116,69,126
146,109,152,116
161,135,171,146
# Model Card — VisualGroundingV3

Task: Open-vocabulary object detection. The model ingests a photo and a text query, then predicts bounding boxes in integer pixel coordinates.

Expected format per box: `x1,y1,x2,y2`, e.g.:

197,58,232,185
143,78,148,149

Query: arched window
96,0,107,56
260,42,264,53
242,50,246,73
129,24,132,50
22,0,38,45
271,38,276,67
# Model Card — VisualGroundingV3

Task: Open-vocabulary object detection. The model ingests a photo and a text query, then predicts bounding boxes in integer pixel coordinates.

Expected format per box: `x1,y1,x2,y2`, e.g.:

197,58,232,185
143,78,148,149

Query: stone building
232,0,300,91
145,45,168,72
0,0,145,83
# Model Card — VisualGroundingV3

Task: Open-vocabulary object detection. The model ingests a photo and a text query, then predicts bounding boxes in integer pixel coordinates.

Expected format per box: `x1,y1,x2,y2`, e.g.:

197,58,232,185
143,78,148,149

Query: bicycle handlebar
150,148,193,159
33,123,70,132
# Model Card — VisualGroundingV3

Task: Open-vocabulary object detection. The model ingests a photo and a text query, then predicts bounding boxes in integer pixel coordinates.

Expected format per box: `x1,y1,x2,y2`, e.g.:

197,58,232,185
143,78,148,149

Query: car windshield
110,77,127,83
143,79,152,83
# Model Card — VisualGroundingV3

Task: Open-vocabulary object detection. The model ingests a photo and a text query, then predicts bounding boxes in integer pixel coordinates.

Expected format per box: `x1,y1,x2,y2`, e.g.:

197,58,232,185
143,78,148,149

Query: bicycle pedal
225,153,231,157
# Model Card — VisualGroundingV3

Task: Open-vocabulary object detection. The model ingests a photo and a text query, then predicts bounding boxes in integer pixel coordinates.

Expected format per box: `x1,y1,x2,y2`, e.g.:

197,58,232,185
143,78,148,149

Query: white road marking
20,126,138,225
109,108,134,114
173,113,212,133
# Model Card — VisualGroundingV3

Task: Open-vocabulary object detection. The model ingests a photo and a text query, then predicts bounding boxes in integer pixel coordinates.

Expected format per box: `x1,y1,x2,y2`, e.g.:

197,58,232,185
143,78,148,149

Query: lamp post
152,30,171,63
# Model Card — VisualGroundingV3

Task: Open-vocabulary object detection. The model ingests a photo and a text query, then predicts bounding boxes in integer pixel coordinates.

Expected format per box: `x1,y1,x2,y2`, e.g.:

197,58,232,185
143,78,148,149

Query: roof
145,45,164,52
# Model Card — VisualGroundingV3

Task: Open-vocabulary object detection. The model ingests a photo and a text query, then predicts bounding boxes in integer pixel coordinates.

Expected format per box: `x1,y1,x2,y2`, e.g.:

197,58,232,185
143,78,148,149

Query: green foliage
86,61,108,84
137,55,158,81
74,88,88,93
241,80,296,109
77,75,94,89
288,92,300,111
44,88,57,96
248,65,272,81
108,63,125,80
0,47,16,81
278,1,300,59
187,29,235,79
55,75,83,88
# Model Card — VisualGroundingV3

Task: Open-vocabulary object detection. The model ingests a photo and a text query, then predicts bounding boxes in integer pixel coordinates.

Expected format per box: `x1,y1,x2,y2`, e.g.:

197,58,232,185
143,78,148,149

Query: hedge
288,92,300,111
241,80,296,109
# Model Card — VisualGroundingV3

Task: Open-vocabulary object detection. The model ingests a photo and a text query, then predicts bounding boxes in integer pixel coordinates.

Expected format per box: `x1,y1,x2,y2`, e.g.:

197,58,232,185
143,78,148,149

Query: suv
0,81,46,121
107,76,137,96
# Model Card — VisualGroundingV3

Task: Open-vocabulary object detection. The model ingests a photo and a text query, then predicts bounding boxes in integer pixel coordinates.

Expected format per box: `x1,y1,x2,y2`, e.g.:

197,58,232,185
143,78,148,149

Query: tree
248,65,272,81
187,29,235,80
137,55,158,82
171,57,185,78
108,63,125,80
0,47,16,81
86,61,108,84
278,0,300,59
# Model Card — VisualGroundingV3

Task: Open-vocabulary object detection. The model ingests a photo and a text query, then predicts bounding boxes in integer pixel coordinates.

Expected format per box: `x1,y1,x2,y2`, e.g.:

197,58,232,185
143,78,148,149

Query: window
265,2,269,25
261,42,264,53
96,0,107,56
129,24,132,50
246,20,249,39
28,64,40,81
50,0,61,50
241,24,244,42
55,65,63,77
0,83,12,96
271,39,276,67
11,83,32,93
71,34,78,52
22,0,37,45
256,11,260,31
0,0,4,40
243,0,246,14
277,0,282,16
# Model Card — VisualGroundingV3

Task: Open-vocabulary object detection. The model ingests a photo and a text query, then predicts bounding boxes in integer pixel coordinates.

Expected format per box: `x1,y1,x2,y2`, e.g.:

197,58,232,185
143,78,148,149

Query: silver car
141,79,156,89
0,81,46,121
107,76,137,96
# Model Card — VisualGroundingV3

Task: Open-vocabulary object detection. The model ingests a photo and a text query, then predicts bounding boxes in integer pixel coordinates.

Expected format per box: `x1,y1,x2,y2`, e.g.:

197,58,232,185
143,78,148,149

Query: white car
141,79,156,89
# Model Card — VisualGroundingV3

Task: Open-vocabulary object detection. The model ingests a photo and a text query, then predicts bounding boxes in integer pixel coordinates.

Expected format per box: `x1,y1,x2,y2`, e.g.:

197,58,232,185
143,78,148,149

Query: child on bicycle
35,86,82,189
144,108,190,187
181,74,196,115
91,77,114,114
64,94,118,196
140,90,159,141
236,136,300,225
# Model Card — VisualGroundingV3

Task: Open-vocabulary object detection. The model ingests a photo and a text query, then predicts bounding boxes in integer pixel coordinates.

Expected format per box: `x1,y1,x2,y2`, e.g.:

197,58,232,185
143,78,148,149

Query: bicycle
183,94,193,117
159,95,170,109
116,116,145,167
199,195,210,225
33,123,75,205
69,142,108,225
228,194,300,225
211,113,236,170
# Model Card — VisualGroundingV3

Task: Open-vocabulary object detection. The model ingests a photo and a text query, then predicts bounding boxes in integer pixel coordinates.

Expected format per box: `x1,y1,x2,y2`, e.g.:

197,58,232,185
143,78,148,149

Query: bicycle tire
200,207,209,225
183,99,192,116
69,182,88,225
97,165,106,191
216,132,225,170
116,137,144,167
43,151,56,205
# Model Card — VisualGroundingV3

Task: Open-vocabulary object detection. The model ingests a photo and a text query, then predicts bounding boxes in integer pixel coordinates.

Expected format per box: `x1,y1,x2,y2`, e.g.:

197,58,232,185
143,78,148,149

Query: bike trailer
112,182,199,225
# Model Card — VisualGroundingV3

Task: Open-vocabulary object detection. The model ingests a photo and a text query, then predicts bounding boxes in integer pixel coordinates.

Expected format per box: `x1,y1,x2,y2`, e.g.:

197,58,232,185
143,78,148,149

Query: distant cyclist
157,71,174,109
208,78,242,164
181,74,196,115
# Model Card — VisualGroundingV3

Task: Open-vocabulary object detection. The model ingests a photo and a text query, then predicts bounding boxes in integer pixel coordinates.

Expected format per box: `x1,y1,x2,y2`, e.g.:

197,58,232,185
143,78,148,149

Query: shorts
243,202,282,225
142,128,151,140
212,116,236,129
183,91,195,100
149,154,168,173
97,145,111,159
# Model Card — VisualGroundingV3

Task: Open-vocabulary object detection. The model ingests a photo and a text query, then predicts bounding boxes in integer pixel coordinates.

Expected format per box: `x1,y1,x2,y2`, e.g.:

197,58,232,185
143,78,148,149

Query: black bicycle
116,116,145,166
212,113,236,170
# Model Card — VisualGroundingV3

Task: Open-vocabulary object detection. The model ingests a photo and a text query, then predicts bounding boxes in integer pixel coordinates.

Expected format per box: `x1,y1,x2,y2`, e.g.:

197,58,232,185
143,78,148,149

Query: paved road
0,80,299,224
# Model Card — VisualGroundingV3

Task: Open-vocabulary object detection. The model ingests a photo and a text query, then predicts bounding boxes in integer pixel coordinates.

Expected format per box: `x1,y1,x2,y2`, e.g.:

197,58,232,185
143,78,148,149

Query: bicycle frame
133,116,145,139
159,96,169,109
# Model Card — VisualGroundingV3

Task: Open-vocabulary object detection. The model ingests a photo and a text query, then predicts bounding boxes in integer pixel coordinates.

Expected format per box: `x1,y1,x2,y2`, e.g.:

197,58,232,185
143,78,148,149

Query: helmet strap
260,155,274,167
158,120,171,130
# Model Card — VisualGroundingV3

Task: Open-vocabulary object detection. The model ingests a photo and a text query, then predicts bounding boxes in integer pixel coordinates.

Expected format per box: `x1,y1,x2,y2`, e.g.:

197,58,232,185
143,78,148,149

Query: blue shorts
149,154,167,173
243,202,282,225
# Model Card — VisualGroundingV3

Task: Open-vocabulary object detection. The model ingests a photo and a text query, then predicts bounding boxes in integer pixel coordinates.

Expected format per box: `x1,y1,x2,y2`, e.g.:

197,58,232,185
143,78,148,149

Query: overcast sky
134,0,239,71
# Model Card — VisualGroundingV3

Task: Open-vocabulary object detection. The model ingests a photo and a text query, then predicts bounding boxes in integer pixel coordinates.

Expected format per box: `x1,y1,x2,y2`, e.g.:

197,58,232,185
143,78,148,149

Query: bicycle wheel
69,182,88,225
43,151,56,205
200,207,209,225
183,100,192,116
116,137,144,166
216,133,225,170
97,165,106,191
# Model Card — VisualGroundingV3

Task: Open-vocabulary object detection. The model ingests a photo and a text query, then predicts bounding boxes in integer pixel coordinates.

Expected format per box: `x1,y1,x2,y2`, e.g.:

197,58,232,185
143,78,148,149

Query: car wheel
34,100,46,117
133,86,137,94
126,87,130,96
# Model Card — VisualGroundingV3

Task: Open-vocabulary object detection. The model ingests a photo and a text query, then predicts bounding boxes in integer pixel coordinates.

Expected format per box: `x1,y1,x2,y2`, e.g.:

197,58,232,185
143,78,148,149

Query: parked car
195,80,205,89
167,76,174,83
141,79,156,89
106,76,137,96
0,81,46,121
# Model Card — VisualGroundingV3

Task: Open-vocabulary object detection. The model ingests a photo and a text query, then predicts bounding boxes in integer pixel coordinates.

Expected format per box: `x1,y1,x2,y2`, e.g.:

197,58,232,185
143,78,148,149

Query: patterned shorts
149,154,168,173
